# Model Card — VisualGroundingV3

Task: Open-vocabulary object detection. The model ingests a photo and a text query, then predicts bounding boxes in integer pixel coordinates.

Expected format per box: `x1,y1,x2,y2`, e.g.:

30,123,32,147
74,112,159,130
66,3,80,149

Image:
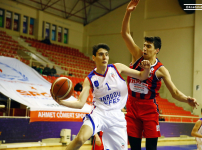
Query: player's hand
50,89,61,104
95,135,102,146
127,0,140,12
139,60,151,69
187,97,199,109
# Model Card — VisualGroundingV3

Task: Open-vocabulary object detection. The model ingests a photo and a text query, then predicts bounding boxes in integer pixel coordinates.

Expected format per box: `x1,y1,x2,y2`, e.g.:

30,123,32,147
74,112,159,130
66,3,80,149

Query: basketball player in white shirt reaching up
51,43,151,150
191,118,202,150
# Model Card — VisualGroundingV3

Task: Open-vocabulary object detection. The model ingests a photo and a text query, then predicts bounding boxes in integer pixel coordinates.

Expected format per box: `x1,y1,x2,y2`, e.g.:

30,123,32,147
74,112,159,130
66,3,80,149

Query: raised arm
51,77,91,109
159,66,199,109
121,0,142,62
191,120,202,138
114,60,150,81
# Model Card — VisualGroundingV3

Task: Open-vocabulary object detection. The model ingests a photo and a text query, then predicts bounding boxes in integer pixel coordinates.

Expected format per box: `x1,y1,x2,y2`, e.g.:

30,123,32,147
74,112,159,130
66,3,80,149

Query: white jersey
196,119,202,150
84,64,128,150
87,64,128,111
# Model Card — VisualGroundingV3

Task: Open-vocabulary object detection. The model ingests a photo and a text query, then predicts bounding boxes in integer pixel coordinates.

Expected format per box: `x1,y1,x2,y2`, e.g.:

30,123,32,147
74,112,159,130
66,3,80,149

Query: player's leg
102,126,128,150
145,138,158,150
65,125,93,150
125,96,143,150
128,136,142,150
141,100,161,150
126,112,143,150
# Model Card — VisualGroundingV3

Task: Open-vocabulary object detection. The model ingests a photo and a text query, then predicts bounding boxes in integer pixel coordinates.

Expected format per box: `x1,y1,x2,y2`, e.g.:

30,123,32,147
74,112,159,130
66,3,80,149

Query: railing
123,112,199,123
160,114,199,123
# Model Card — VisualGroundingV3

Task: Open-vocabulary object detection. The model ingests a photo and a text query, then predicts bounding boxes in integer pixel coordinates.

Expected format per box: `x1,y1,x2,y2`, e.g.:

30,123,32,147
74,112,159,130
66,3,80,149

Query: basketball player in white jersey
51,43,151,150
191,118,202,150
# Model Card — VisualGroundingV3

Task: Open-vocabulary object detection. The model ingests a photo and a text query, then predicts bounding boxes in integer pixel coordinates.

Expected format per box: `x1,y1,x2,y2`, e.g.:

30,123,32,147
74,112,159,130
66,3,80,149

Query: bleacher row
0,31,30,65
0,30,199,122
22,36,95,78
156,97,199,122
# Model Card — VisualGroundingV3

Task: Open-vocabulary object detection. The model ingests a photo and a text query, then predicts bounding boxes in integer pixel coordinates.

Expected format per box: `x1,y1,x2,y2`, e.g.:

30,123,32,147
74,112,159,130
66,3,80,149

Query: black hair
144,36,161,50
92,43,110,56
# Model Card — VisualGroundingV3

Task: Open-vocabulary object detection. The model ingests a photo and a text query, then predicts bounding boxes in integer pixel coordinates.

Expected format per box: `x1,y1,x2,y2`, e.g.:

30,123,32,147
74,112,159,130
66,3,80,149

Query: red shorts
125,95,161,138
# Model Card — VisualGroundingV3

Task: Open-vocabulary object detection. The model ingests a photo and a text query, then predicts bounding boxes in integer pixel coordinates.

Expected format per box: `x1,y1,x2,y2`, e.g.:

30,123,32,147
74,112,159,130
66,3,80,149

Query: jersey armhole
87,77,94,92
112,64,125,81
154,65,163,81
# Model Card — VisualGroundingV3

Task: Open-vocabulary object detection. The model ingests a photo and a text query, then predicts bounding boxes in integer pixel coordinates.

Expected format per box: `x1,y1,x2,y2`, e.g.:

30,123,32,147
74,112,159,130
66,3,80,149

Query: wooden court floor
1,139,197,150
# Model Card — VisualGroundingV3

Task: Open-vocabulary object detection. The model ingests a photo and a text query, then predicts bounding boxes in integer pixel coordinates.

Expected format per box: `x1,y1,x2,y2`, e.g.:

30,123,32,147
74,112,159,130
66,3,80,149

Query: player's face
93,48,109,67
143,41,159,60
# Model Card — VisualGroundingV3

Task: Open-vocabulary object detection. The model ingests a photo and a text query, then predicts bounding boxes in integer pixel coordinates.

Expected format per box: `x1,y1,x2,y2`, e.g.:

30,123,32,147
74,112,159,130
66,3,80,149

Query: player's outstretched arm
51,77,91,109
121,0,142,62
159,67,199,109
191,120,202,138
114,60,150,81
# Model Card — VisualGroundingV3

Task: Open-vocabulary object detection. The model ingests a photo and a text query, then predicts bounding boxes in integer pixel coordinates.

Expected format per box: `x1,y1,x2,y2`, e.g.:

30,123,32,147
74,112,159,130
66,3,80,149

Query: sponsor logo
0,62,28,81
94,80,99,89
121,143,125,149
111,73,115,78
16,90,51,97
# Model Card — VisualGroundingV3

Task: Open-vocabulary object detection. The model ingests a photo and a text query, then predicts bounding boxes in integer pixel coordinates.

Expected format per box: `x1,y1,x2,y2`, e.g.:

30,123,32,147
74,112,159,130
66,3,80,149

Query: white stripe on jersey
87,64,128,111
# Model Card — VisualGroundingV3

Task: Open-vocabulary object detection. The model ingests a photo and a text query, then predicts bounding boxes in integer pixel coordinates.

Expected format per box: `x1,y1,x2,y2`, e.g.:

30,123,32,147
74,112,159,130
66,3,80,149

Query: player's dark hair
144,36,161,50
93,43,110,56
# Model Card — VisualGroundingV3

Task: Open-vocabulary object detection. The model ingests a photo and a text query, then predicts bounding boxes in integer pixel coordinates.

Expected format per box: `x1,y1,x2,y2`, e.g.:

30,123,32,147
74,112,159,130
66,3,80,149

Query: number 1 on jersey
105,83,111,90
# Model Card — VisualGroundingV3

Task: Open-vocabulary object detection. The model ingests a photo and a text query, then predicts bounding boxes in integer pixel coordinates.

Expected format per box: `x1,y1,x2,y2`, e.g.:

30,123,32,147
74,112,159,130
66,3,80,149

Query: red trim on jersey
112,64,125,81
93,66,109,77
87,77,94,93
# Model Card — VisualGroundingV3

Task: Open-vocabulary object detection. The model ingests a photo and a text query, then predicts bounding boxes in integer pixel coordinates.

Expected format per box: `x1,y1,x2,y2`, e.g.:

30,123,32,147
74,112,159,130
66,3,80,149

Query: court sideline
0,137,197,150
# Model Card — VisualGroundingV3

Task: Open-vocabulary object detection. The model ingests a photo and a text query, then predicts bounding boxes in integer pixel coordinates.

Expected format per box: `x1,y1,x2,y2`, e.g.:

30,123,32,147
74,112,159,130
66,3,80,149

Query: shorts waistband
128,95,155,102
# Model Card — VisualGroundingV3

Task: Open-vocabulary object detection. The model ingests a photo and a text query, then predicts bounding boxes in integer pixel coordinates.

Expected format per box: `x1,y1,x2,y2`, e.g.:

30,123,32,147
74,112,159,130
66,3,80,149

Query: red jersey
127,56,163,100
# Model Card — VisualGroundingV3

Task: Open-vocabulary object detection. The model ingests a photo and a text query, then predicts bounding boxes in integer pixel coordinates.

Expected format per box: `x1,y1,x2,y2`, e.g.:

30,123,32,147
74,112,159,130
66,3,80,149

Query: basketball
50,77,74,100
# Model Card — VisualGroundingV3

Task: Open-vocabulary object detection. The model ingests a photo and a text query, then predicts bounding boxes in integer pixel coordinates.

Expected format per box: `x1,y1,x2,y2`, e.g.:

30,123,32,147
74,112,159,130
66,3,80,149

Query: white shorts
83,108,127,150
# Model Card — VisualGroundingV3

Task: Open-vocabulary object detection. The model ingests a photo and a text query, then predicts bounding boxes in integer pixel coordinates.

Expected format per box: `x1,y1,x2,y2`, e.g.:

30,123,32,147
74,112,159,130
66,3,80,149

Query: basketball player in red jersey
121,0,199,150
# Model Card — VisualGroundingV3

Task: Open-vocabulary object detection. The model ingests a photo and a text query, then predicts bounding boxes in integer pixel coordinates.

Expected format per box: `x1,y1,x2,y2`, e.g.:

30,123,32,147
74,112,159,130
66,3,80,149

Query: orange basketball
50,77,74,100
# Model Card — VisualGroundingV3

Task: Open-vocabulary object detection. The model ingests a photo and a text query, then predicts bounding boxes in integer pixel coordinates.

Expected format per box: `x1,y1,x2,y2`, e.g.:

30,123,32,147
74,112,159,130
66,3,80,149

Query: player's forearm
139,68,150,81
171,90,188,103
59,100,84,109
121,11,131,37
191,132,202,138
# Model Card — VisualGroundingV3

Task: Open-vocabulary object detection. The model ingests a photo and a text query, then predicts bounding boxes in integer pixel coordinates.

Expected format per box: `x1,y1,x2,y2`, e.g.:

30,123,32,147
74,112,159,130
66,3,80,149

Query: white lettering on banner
57,112,75,118
75,113,85,118
38,112,56,118
0,10,3,15
36,111,86,120
129,78,149,94
52,25,55,30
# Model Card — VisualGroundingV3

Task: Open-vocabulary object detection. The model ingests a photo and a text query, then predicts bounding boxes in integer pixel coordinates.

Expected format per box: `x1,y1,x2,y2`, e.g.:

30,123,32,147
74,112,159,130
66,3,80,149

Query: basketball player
121,0,199,150
191,118,202,150
51,43,151,150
